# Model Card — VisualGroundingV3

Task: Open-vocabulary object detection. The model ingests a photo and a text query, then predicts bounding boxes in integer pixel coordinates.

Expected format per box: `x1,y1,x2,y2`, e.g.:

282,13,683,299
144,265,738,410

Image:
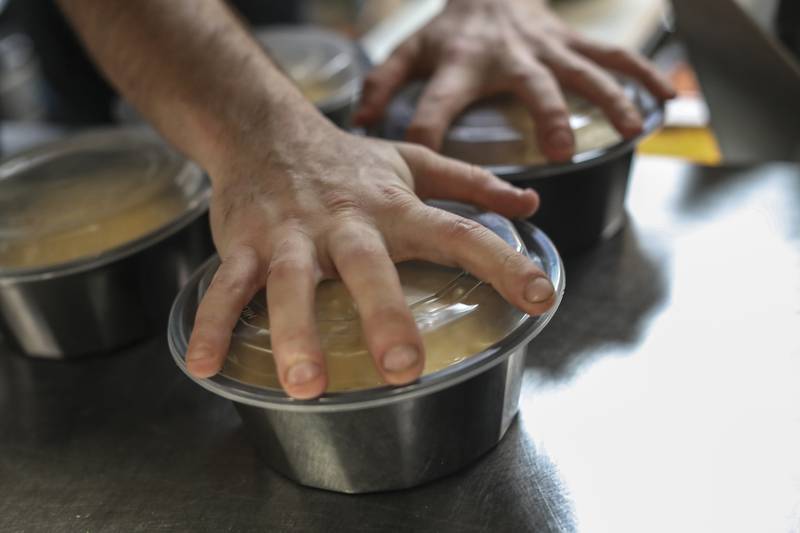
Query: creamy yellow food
442,93,622,166
221,261,525,392
0,151,195,270
298,78,337,105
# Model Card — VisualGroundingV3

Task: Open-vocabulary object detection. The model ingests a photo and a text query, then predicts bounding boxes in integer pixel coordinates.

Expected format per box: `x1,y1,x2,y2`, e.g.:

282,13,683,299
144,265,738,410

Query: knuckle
443,40,481,63
422,87,450,104
363,75,381,92
320,190,363,217
607,46,632,63
443,216,491,242
376,182,417,211
501,250,528,273
212,266,257,297
564,65,592,85
507,66,538,87
403,142,435,163
192,317,228,340
340,240,385,263
329,224,385,263
501,250,537,283
365,303,412,327
605,90,631,110
224,244,261,270
407,118,443,139
268,256,311,281
538,104,569,124
272,328,316,349
468,163,487,181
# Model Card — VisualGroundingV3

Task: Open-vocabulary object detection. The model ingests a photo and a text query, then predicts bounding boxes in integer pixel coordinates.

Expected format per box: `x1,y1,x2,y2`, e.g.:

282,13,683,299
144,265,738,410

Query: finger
569,38,676,100
405,64,483,151
544,48,644,138
353,40,419,126
396,206,556,316
327,222,424,385
506,61,575,162
266,231,327,399
396,142,539,218
186,246,263,378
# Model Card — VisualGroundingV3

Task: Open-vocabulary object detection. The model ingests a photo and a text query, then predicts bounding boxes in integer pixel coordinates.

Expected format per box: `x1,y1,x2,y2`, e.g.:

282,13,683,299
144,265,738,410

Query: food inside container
0,128,214,358
214,261,526,392
378,82,663,257
377,82,657,169
0,129,207,270
254,26,363,116
442,92,623,167
192,207,530,392
168,201,564,493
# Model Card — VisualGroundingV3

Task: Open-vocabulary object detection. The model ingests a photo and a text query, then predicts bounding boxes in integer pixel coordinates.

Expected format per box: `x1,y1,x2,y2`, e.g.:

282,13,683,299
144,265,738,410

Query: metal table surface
1,156,799,533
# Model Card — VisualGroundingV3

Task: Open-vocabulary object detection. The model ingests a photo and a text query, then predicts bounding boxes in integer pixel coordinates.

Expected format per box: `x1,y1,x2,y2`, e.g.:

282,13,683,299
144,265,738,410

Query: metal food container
168,201,564,493
254,25,367,128
0,127,214,358
378,83,664,256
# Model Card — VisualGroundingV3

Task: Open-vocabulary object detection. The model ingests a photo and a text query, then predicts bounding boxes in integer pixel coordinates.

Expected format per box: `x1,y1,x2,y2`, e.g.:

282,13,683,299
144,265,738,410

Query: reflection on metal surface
520,157,800,532
0,157,799,530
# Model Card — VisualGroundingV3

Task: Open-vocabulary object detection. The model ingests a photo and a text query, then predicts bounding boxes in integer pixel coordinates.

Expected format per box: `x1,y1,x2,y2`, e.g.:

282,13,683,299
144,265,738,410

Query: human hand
184,114,556,399
354,0,675,162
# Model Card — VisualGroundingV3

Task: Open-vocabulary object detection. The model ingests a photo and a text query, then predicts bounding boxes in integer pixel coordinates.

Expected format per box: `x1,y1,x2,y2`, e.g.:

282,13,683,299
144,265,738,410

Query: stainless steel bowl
168,202,564,493
0,128,214,358
254,25,367,128
377,83,664,257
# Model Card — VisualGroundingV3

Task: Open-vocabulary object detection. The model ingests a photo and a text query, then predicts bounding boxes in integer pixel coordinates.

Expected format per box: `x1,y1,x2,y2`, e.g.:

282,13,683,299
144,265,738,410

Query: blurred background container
0,0,797,159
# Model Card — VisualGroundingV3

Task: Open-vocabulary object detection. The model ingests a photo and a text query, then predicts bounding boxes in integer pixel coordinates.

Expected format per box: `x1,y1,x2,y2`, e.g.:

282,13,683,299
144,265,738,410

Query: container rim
484,91,663,180
168,212,565,413
253,25,365,116
378,80,664,180
0,127,211,284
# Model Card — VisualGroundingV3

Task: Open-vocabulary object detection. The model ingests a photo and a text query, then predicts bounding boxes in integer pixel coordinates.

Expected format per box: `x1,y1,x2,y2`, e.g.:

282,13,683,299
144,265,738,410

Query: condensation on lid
445,93,622,166
196,207,531,393
254,26,363,110
0,128,208,271
384,83,626,167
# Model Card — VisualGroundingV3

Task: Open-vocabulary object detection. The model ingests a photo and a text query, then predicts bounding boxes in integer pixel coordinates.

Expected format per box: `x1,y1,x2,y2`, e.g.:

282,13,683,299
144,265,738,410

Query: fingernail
286,361,322,386
383,345,420,373
525,277,554,304
547,129,573,151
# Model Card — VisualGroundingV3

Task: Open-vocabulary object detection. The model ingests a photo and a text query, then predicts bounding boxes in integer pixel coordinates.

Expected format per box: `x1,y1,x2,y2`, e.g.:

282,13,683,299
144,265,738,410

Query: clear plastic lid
203,208,529,392
381,83,651,167
168,201,565,406
0,128,209,272
443,92,622,166
254,26,363,112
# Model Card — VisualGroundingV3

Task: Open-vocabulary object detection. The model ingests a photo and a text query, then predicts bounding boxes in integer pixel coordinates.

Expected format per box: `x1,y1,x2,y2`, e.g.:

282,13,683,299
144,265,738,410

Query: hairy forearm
56,0,323,176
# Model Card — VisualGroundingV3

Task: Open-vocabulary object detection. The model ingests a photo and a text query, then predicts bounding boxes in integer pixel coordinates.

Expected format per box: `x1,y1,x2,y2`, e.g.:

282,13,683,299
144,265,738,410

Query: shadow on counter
525,217,669,380
247,416,576,533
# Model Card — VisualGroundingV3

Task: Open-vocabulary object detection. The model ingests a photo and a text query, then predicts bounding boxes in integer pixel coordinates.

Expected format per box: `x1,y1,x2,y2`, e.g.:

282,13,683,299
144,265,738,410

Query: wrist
182,77,335,181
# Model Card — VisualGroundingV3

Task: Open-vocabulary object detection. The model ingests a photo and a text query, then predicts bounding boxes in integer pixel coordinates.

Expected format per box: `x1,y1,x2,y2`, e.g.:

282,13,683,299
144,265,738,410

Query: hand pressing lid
378,82,657,167
202,206,529,392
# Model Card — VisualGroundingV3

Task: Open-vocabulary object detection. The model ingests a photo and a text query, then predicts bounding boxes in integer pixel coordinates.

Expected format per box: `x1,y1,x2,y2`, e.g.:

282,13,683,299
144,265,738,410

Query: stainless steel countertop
1,155,799,532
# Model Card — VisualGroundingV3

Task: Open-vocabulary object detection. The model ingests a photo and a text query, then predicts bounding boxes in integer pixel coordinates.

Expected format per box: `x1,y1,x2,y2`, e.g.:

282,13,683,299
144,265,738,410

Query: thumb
396,143,539,219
